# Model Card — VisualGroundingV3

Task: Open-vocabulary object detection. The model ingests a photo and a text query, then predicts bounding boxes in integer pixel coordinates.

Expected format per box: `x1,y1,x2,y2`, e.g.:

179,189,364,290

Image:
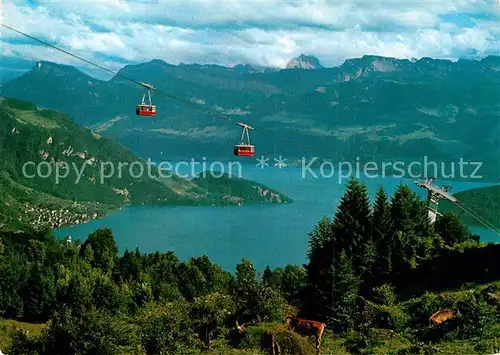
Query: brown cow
429,309,459,326
286,317,326,353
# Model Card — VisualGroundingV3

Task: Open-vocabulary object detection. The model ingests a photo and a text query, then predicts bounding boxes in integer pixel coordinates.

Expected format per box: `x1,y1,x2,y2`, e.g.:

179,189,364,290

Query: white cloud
1,0,499,79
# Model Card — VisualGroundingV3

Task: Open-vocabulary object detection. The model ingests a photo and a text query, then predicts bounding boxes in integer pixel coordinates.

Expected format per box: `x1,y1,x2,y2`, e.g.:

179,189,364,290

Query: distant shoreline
52,192,293,231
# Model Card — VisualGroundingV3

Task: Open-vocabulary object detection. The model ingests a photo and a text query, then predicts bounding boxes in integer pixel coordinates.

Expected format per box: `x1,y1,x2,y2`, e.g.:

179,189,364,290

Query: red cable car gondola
136,82,156,116
234,122,255,157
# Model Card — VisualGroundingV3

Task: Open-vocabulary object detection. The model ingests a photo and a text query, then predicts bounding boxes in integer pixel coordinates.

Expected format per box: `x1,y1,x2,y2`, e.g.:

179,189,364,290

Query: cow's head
235,320,247,333
285,316,298,329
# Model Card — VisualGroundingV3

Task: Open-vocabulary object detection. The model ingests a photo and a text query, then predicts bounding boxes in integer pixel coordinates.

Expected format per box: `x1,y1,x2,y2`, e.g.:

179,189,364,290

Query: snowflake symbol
256,156,269,169
273,155,287,168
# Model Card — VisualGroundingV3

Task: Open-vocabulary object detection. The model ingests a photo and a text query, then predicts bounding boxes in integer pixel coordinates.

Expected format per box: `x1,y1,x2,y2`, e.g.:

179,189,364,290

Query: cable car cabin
234,144,255,157
136,104,156,116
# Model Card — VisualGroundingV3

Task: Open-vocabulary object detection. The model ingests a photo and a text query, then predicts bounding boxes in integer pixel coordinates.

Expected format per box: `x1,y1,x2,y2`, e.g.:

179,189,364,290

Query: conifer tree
234,258,259,322
391,185,435,266
261,267,283,290
306,217,335,319
116,249,142,283
234,259,287,324
262,266,274,286
307,179,372,320
358,237,376,297
332,178,372,272
80,228,118,274
390,186,420,273
390,231,414,274
411,195,433,238
270,267,284,289
391,185,432,238
372,186,392,245
24,262,57,321
235,259,258,290
372,186,393,284
326,261,337,325
281,265,307,308
435,212,474,245
307,217,335,263
328,250,360,333
390,185,415,234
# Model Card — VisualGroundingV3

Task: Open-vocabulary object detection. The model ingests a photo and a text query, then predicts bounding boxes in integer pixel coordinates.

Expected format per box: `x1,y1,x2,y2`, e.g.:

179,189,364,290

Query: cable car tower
415,178,457,224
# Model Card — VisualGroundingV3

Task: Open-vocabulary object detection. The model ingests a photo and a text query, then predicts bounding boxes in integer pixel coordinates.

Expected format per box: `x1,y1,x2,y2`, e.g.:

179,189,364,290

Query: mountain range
2,54,499,180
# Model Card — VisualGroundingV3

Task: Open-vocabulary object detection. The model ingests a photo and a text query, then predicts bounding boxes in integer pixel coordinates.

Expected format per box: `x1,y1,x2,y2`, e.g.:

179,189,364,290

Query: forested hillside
1,179,499,354
440,185,500,230
0,97,290,231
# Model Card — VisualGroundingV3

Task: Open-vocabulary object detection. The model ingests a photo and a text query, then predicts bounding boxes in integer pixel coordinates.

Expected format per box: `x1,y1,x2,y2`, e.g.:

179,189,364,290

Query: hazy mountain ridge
2,55,499,179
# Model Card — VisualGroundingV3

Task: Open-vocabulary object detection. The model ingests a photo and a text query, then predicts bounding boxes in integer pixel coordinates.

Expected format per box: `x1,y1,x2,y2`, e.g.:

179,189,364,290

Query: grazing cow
286,317,326,352
429,309,458,326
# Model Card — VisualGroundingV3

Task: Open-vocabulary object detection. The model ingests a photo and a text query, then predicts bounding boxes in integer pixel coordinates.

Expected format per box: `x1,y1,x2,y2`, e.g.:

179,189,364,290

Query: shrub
403,293,448,327
238,322,316,355
137,300,198,354
397,341,441,355
191,292,236,349
29,307,142,355
363,301,409,333
8,329,42,355
448,297,494,340
344,328,382,355
474,336,500,354
373,283,397,306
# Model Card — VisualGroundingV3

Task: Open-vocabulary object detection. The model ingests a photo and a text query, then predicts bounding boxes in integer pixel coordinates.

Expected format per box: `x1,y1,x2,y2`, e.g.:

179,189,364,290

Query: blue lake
55,164,499,272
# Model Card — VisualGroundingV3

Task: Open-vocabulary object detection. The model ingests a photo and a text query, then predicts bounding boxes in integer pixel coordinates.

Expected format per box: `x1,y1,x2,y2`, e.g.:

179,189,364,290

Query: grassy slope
4,296,497,355
0,318,45,350
440,185,500,230
231,280,500,355
0,97,182,205
1,281,498,355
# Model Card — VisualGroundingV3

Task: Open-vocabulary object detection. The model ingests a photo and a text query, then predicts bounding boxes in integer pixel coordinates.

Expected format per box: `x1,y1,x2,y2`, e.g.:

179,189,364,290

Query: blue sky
1,0,499,80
